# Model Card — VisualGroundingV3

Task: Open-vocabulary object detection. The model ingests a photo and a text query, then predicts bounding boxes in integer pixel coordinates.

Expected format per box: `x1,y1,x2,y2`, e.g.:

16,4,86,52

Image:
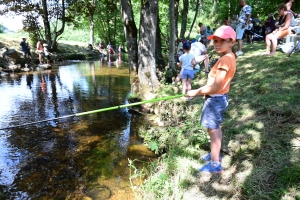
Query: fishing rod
0,94,185,130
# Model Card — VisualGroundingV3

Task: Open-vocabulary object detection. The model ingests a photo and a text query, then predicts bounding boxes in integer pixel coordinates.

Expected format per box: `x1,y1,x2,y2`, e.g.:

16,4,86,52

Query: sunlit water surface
0,57,149,199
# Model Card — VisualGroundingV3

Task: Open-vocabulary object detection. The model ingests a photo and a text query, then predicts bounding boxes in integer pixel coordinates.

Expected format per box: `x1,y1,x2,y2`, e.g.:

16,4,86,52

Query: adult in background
36,39,44,64
265,3,296,56
235,0,252,56
190,38,210,74
20,37,27,58
98,42,106,56
199,22,209,46
25,42,32,59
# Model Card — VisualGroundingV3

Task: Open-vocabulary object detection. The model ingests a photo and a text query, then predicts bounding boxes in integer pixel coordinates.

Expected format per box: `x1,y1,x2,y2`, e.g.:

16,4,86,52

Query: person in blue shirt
20,37,28,58
177,41,196,95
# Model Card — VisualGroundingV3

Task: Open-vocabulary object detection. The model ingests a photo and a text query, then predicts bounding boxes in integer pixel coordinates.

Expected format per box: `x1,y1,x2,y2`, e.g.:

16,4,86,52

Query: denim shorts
236,24,246,40
200,94,229,129
180,69,194,79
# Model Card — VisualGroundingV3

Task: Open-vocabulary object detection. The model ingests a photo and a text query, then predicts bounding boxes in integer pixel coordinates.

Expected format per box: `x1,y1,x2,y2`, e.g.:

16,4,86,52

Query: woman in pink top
186,26,237,173
36,39,43,64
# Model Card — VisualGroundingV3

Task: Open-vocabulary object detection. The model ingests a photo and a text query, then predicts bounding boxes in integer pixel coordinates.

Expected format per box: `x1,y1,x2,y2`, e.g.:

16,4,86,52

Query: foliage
0,24,3,33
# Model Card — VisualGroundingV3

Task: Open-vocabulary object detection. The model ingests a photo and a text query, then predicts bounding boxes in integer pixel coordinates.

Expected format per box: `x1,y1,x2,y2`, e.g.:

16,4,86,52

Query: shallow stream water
0,56,152,199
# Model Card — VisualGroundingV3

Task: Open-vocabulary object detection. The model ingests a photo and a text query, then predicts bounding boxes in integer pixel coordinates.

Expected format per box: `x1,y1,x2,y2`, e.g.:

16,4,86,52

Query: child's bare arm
186,69,227,96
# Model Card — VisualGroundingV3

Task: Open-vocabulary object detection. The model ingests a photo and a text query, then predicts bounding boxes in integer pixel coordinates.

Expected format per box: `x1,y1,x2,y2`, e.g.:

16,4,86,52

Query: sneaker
199,161,223,173
201,153,222,162
236,51,243,56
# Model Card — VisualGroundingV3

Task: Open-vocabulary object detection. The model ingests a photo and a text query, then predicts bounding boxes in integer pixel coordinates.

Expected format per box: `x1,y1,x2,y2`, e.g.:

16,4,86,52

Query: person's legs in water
39,53,43,64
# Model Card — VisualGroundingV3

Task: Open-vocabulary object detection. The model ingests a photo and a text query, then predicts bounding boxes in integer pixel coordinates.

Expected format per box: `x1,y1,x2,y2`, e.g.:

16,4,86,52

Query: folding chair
288,39,300,57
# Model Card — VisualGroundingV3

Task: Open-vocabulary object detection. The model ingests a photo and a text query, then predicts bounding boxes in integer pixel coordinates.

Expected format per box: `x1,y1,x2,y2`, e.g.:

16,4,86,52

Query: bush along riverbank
130,42,300,200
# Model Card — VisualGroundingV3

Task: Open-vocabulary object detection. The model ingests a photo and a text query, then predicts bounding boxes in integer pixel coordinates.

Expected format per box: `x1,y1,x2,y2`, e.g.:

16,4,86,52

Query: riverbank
131,42,300,199
0,33,100,72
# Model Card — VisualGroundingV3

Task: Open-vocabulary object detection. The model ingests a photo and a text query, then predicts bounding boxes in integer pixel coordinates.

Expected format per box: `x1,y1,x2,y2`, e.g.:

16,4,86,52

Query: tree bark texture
169,0,176,70
52,0,66,50
174,0,179,39
120,0,138,72
155,14,166,71
179,0,189,39
138,0,160,95
42,0,52,46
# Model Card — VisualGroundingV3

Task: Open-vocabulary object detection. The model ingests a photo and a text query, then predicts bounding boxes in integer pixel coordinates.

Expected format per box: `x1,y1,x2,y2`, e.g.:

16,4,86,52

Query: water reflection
0,59,146,199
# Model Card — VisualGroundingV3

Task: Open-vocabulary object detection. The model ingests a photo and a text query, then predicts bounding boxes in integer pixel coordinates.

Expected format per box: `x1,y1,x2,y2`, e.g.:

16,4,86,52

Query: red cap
207,25,236,40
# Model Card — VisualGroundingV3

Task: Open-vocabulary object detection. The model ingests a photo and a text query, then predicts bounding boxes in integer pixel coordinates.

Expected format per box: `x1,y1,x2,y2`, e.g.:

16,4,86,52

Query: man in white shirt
236,0,252,56
190,39,210,73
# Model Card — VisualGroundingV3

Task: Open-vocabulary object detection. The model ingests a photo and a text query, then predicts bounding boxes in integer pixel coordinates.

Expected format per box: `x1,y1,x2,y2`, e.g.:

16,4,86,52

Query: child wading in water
186,26,237,173
177,41,196,96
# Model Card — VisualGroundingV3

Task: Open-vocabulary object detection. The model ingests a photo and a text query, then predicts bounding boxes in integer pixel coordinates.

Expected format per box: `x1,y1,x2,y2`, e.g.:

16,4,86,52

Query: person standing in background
36,39,44,64
20,37,27,58
235,0,252,56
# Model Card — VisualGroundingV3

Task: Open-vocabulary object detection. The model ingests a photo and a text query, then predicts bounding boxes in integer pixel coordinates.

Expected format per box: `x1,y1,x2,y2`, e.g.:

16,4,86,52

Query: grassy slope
132,41,300,200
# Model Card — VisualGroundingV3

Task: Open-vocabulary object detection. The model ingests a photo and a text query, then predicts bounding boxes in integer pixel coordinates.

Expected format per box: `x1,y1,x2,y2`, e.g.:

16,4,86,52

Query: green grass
130,41,300,199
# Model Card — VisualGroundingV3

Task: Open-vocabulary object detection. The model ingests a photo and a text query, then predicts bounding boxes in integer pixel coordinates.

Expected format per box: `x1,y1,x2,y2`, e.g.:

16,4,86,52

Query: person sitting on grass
265,3,296,56
177,41,196,96
43,44,53,66
186,25,237,173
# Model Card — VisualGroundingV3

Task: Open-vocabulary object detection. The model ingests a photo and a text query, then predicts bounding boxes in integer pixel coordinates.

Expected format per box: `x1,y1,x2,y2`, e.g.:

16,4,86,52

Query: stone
4,49,20,64
0,47,8,57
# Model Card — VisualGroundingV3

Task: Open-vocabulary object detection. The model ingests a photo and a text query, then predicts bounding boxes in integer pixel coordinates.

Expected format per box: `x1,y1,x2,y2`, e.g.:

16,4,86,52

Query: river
0,56,153,199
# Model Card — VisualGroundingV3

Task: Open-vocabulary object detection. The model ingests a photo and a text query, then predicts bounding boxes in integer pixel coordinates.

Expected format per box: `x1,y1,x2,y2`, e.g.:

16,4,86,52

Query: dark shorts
46,55,50,60
200,94,229,129
245,30,253,35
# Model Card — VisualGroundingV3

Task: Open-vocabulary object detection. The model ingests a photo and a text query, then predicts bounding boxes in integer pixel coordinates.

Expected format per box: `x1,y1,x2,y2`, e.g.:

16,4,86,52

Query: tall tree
179,0,189,39
0,0,70,50
174,0,179,38
155,14,166,70
169,0,176,70
138,0,160,96
186,0,200,39
120,0,138,72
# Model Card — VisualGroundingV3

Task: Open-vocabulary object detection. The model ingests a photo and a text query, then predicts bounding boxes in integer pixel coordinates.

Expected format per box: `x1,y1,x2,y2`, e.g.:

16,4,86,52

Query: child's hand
186,89,199,97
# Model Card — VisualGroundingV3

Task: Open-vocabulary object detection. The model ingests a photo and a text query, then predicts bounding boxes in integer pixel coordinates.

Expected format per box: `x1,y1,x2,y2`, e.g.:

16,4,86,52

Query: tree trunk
186,0,200,39
169,0,176,70
175,0,179,39
120,0,138,72
90,14,94,46
138,0,160,97
120,0,139,95
52,0,66,50
155,14,166,71
41,0,51,46
210,0,219,15
179,0,189,39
